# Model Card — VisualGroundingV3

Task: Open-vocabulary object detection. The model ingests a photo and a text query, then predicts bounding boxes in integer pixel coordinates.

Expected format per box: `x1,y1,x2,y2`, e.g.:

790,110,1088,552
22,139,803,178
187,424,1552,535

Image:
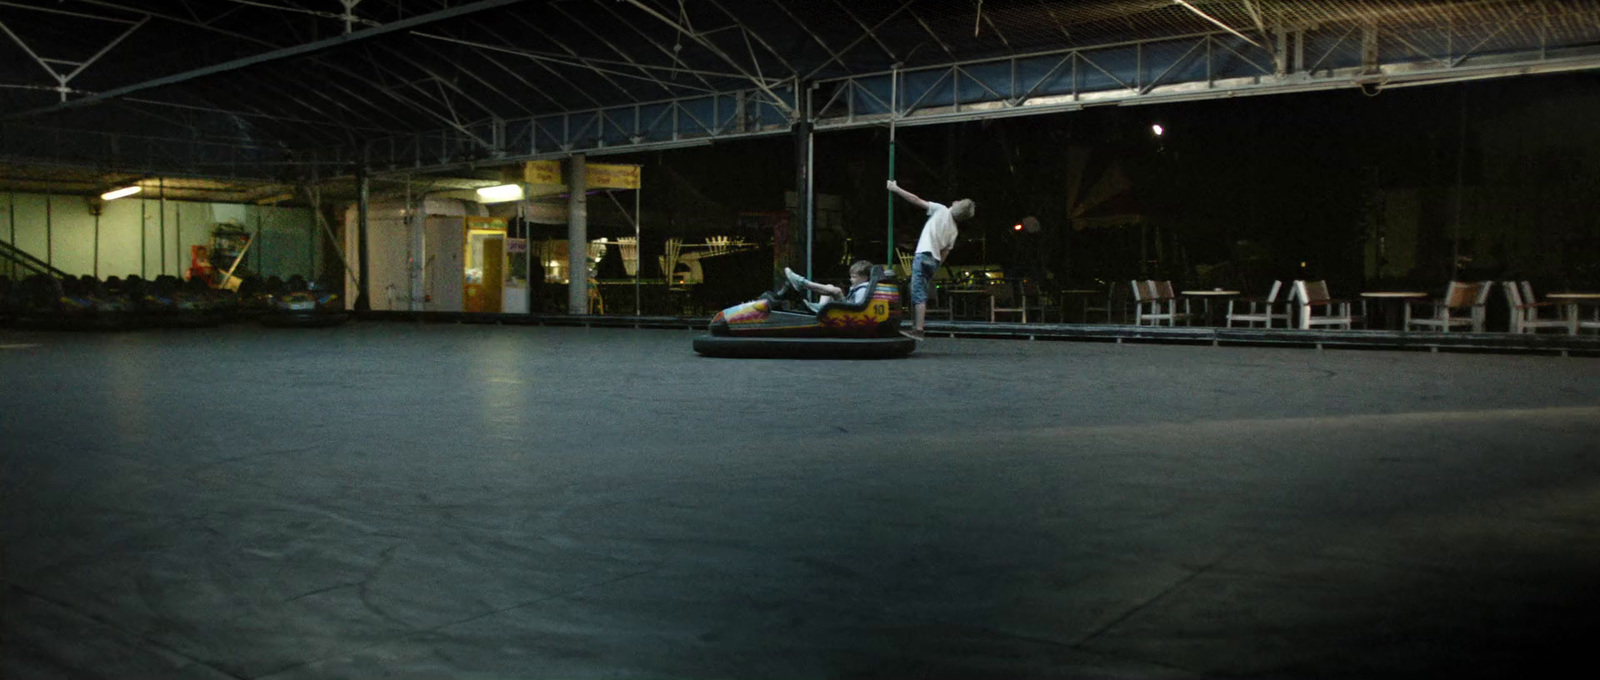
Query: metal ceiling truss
7,0,526,119
0,9,148,102
349,83,799,175
1,0,512,141
809,9,1600,130
4,0,1600,182
337,4,1600,177
0,122,306,177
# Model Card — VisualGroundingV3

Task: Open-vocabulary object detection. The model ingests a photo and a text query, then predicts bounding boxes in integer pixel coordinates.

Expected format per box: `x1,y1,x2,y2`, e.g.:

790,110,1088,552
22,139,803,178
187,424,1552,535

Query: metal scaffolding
0,0,1595,179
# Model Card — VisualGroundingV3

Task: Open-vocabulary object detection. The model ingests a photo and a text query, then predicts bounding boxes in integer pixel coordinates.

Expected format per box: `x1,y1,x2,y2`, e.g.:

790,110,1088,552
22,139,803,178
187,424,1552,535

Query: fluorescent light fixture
475,184,524,203
101,185,142,200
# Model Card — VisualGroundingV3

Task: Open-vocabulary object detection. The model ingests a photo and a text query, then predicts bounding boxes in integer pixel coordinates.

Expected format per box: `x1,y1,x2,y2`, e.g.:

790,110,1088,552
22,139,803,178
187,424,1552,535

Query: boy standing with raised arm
887,180,975,340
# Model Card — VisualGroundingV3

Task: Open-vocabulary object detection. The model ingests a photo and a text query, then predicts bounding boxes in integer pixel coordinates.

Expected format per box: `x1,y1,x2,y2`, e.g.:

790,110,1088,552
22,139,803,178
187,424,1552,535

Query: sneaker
784,267,807,291
901,328,926,341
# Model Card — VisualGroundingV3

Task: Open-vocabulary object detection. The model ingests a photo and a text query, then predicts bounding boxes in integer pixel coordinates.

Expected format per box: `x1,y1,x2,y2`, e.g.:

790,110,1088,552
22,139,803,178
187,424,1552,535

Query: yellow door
482,237,504,313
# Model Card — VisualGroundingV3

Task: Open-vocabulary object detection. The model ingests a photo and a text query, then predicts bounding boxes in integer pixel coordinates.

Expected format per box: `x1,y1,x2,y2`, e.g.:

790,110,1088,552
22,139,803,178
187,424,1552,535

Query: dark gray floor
3,323,1598,679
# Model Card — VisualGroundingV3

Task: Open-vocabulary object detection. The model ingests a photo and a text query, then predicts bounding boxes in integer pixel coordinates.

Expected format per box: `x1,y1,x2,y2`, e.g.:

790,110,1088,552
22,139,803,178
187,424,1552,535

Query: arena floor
3,323,1598,679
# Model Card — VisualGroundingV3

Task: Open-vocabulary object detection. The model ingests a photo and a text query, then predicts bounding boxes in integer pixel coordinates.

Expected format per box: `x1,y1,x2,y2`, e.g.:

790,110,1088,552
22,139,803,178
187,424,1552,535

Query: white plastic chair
1502,281,1566,334
1406,281,1490,332
1294,280,1353,330
1226,280,1290,328
1132,280,1177,326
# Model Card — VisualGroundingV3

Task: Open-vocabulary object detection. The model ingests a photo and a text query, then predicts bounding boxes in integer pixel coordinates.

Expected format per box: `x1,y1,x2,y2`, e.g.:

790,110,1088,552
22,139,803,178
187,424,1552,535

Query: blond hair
950,199,976,220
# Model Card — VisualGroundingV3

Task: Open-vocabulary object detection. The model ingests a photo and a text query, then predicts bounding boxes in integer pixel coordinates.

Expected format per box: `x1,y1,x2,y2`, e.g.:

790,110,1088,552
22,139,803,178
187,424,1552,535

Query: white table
1545,293,1600,335
1180,290,1239,326
1360,291,1429,329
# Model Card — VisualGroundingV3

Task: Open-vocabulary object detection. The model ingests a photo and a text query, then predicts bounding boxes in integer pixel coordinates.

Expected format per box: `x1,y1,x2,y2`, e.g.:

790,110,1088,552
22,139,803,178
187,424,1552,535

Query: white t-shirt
914,202,958,262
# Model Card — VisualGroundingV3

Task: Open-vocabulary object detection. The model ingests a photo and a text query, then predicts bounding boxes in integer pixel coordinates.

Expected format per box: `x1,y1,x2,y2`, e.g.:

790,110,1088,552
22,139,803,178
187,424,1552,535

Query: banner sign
523,160,562,185
522,160,641,191
585,163,641,190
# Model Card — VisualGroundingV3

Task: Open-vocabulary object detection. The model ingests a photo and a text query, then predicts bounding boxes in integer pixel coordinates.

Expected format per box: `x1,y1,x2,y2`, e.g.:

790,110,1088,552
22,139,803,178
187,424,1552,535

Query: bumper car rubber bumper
693,334,915,359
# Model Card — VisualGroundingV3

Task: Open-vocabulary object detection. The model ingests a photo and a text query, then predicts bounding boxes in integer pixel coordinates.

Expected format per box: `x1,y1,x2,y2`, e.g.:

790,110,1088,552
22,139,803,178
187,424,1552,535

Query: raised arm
886,180,930,211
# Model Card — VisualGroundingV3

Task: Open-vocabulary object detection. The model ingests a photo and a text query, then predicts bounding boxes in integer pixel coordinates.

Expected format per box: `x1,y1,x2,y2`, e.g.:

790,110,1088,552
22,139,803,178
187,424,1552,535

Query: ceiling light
101,185,142,200
475,184,524,203
1151,124,1164,137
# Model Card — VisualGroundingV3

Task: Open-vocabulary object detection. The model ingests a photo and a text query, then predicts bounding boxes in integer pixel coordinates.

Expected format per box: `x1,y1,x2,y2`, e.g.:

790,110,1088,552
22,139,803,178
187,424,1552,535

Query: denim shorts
910,252,939,305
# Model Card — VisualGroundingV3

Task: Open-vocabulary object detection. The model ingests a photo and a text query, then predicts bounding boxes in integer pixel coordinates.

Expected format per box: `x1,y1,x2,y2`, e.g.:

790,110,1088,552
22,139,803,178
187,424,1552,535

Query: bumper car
137,275,228,327
694,265,916,359
55,275,136,330
8,274,134,331
260,281,348,328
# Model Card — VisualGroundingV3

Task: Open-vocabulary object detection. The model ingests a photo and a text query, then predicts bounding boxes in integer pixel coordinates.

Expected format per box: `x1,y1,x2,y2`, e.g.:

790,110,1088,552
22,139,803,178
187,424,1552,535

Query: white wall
0,191,319,281
341,198,481,311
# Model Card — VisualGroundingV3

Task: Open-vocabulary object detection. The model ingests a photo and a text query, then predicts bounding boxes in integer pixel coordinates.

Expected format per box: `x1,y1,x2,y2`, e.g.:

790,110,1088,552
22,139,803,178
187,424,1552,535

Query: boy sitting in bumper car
707,260,907,338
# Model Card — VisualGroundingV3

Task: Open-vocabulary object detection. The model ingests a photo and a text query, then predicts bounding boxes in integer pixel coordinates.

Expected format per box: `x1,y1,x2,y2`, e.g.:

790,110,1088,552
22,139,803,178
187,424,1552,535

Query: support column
1361,22,1380,75
567,153,588,314
1274,26,1288,76
407,177,425,313
45,187,52,269
158,178,165,276
792,83,811,278
356,168,371,311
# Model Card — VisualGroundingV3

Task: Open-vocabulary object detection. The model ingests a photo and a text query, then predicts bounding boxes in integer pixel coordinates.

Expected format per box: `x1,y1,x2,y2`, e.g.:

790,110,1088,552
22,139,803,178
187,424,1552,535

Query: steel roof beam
828,0,901,64
413,32,569,110
198,72,376,139
504,11,638,100
804,0,914,80
598,0,730,91
371,47,499,149
549,1,679,98
0,10,147,104
472,21,603,108
621,0,795,116
1038,2,1074,43
411,33,730,89
380,51,496,122
120,96,388,134
105,0,436,123
906,7,956,61
403,39,540,117
0,1,140,24
703,0,799,78
764,0,848,72
1174,0,1265,49
981,11,1012,50
245,67,419,131
214,0,379,30
7,0,528,120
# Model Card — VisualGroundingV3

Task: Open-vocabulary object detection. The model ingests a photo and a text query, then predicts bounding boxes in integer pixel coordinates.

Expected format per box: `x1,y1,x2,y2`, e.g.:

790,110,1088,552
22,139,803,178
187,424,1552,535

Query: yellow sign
522,160,641,190
586,163,641,190
465,216,507,231
523,160,562,185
